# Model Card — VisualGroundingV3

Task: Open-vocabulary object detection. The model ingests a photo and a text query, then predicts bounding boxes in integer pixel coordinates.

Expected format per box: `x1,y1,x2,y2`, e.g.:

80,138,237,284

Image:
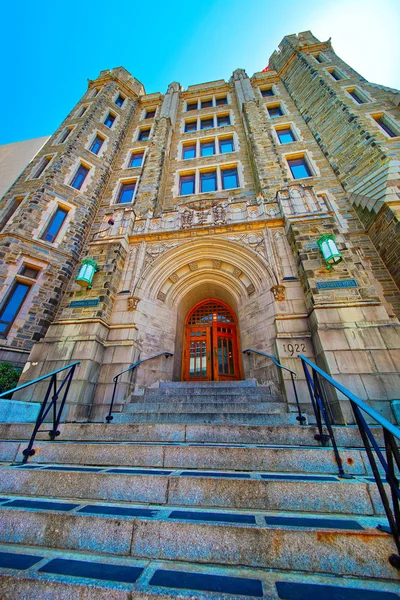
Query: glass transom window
267,105,283,118
277,127,295,144
287,157,312,179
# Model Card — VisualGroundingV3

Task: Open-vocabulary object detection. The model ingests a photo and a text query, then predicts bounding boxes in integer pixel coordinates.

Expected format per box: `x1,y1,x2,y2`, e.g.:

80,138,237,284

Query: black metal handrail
0,361,80,464
242,348,306,425
300,353,400,569
105,352,173,423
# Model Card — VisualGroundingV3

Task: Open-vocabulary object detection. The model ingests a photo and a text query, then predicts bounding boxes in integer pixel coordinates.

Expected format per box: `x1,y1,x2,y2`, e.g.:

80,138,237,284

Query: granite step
160,380,258,388
0,423,378,447
0,464,386,515
138,391,283,401
0,496,397,580
110,412,302,425
0,439,371,475
124,401,287,413
0,543,399,599
143,388,280,398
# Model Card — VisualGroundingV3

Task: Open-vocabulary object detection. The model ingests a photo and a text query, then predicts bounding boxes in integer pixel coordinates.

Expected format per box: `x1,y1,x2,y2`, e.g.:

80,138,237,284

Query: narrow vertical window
117,181,136,204
287,156,312,179
104,112,116,128
276,127,295,144
217,114,230,127
221,168,239,189
59,127,73,143
129,151,144,168
373,115,397,137
182,144,196,160
216,96,228,106
70,164,90,190
41,207,68,242
201,99,213,109
261,88,274,97
200,140,215,157
267,105,283,118
145,109,156,119
138,128,150,141
180,173,195,195
186,102,198,111
200,171,217,193
77,105,88,118
219,137,234,153
32,156,52,179
0,281,31,336
0,196,24,230
201,118,214,130
89,135,105,155
115,94,125,107
185,120,197,132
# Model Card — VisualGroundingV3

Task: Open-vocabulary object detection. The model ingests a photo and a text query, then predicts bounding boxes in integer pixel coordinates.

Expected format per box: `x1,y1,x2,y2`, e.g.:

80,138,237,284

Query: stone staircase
0,382,398,598
113,380,301,426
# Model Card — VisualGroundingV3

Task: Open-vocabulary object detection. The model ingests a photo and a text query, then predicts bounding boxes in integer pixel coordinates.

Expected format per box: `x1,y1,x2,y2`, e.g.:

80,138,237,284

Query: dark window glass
329,70,341,81
187,102,198,111
104,113,116,128
145,110,156,119
77,106,88,118
117,182,136,204
219,137,234,153
138,128,150,141
200,141,215,156
201,99,213,109
315,54,325,63
0,281,30,335
221,168,238,190
59,128,72,143
33,156,52,178
201,118,213,130
216,97,228,106
267,106,283,118
180,174,195,195
42,208,68,242
200,171,217,193
90,135,104,155
115,94,125,107
0,196,23,231
19,265,39,279
277,127,295,144
183,144,196,160
217,115,230,127
185,120,197,132
288,157,312,179
129,152,144,168
374,117,397,137
348,90,364,104
261,88,274,97
92,88,99,97
71,164,89,190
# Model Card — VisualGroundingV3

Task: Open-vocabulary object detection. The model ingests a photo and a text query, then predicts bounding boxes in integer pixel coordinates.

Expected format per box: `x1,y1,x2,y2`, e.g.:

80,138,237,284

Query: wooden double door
182,299,241,381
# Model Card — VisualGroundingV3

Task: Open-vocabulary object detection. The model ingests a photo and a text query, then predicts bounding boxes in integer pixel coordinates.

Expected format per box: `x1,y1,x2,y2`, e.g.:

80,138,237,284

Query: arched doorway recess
182,298,242,381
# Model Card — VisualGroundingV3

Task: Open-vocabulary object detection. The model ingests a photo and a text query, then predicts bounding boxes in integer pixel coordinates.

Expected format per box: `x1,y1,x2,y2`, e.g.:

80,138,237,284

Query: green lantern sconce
317,234,343,270
76,258,99,289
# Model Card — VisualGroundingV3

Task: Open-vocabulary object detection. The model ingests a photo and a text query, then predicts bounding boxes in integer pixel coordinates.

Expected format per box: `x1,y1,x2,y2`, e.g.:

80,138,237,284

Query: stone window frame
311,52,329,64
113,91,127,109
184,93,230,112
0,254,46,340
53,125,75,146
282,151,320,181
65,157,95,194
33,197,76,249
142,106,158,120
264,101,288,119
0,193,28,230
325,66,347,82
258,84,278,99
343,86,372,106
182,110,234,134
123,147,147,169
178,132,239,161
88,87,101,99
86,130,109,157
175,161,243,197
368,111,400,139
273,122,301,145
102,108,119,130
74,103,91,119
28,153,57,180
110,176,140,207
135,125,153,142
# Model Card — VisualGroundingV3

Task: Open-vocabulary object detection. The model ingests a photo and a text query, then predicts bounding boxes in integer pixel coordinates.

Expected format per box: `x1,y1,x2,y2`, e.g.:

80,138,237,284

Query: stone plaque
316,279,358,290
69,299,100,308
276,338,313,358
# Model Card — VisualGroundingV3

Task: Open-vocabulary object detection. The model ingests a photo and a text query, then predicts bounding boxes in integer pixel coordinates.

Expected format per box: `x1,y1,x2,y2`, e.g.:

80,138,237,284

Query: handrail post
290,371,306,425
106,377,119,423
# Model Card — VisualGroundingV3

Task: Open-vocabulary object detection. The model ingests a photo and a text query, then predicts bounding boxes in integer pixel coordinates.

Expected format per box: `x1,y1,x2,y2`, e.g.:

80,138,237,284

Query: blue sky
1,0,399,145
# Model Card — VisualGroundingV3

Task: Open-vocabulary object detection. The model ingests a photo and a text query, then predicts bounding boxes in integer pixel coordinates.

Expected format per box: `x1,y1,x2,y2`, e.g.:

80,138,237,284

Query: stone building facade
0,30,399,424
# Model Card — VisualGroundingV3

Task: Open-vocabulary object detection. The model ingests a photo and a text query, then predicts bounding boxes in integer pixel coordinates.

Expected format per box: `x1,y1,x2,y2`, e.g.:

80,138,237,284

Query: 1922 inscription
282,343,306,357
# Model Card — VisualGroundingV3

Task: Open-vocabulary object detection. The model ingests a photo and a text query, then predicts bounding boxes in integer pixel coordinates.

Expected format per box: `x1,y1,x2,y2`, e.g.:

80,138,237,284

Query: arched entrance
182,298,242,381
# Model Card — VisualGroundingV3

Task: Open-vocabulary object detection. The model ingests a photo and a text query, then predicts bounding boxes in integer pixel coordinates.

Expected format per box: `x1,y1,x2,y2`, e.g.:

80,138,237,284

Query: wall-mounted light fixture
76,258,99,288
317,234,343,270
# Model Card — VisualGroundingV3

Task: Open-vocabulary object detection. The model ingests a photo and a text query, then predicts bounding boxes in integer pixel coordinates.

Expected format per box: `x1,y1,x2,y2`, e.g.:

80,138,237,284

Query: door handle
207,351,211,361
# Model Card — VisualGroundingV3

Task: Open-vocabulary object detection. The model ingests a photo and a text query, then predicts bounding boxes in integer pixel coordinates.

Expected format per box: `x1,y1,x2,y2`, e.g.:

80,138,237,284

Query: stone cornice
0,233,76,261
